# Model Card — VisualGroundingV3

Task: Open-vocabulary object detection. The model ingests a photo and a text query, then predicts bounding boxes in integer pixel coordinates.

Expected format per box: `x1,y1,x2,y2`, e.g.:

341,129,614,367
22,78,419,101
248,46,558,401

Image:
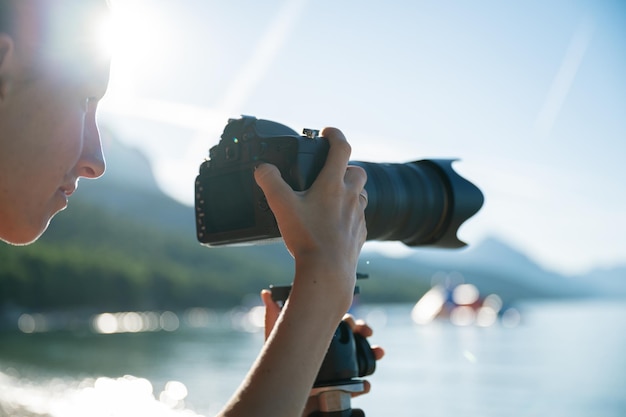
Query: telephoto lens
350,159,483,248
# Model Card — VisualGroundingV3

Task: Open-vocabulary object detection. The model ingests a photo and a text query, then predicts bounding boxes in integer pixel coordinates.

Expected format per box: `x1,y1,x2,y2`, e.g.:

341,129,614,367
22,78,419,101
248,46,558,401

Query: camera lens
350,159,483,248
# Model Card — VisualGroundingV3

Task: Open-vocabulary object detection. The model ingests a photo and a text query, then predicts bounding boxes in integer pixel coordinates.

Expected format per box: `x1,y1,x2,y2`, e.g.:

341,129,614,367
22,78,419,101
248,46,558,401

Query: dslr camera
195,116,483,248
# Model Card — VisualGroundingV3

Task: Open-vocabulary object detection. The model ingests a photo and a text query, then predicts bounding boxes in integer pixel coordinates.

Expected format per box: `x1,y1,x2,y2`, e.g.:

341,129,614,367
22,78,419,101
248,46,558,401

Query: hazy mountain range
75,130,626,304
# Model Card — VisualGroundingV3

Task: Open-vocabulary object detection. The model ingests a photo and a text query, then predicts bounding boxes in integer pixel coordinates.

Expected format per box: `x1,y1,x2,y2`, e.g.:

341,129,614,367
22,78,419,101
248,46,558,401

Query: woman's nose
77,109,106,179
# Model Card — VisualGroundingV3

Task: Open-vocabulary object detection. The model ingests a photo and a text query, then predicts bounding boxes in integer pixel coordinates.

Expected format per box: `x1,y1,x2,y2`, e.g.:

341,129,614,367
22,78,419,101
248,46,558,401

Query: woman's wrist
291,257,356,318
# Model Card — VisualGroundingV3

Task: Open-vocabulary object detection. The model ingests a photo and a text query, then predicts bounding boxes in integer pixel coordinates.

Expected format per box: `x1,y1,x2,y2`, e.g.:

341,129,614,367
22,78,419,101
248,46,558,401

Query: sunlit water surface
1,300,625,417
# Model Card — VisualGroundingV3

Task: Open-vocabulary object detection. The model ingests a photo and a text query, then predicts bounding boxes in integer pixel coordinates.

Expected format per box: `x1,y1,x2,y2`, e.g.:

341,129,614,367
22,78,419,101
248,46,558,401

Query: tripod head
270,275,376,417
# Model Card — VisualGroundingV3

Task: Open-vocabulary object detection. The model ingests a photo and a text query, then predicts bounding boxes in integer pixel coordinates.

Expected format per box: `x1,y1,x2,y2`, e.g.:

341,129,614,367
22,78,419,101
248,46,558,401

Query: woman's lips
56,184,76,210
60,184,76,197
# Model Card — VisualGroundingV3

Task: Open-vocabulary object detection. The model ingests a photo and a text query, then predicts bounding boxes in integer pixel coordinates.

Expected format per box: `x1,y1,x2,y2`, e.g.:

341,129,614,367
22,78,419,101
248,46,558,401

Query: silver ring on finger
359,189,368,207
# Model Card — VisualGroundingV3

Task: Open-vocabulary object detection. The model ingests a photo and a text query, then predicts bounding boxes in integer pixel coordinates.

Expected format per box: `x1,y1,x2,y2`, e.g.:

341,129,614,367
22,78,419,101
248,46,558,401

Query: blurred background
1,1,625,416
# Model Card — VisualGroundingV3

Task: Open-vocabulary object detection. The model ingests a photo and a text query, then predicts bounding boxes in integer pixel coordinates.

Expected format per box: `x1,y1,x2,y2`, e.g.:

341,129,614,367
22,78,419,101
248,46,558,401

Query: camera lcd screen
204,170,255,233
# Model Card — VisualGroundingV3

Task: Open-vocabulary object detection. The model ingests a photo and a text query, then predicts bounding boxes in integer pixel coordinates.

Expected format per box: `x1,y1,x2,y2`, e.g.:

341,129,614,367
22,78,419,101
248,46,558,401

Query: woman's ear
0,34,14,101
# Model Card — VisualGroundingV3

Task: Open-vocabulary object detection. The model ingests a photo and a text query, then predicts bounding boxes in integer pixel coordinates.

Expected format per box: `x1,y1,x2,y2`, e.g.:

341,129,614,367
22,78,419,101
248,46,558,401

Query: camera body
195,115,329,246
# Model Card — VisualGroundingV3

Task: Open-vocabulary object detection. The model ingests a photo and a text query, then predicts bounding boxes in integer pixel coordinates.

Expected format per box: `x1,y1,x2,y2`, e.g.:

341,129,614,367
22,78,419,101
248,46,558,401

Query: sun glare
95,12,115,60
99,1,167,96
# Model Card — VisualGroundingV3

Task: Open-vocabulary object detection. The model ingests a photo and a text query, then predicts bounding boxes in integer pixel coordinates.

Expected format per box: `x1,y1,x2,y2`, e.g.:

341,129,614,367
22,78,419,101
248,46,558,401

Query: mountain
578,265,626,296
87,130,626,303
77,127,196,236
360,237,626,304
81,128,302,269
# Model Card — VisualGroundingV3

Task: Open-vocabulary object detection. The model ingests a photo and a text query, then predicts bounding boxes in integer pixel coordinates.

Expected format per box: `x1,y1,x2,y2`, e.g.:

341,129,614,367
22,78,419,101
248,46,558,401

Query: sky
97,0,626,276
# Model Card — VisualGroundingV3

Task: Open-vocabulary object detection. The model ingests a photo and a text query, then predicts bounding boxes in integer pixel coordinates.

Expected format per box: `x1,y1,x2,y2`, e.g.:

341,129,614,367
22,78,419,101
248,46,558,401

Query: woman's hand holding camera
254,127,368,316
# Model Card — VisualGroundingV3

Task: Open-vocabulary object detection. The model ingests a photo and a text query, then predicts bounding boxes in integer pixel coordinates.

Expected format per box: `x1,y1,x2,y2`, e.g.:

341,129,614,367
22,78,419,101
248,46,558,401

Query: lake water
1,300,625,417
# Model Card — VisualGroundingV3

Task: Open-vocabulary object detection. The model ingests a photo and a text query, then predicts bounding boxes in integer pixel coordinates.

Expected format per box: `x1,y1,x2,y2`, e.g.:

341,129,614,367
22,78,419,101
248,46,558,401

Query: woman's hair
0,1,14,35
0,1,111,37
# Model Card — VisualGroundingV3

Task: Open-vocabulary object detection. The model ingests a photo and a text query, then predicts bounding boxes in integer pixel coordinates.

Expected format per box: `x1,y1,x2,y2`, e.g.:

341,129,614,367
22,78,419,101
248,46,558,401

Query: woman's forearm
217,267,349,417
